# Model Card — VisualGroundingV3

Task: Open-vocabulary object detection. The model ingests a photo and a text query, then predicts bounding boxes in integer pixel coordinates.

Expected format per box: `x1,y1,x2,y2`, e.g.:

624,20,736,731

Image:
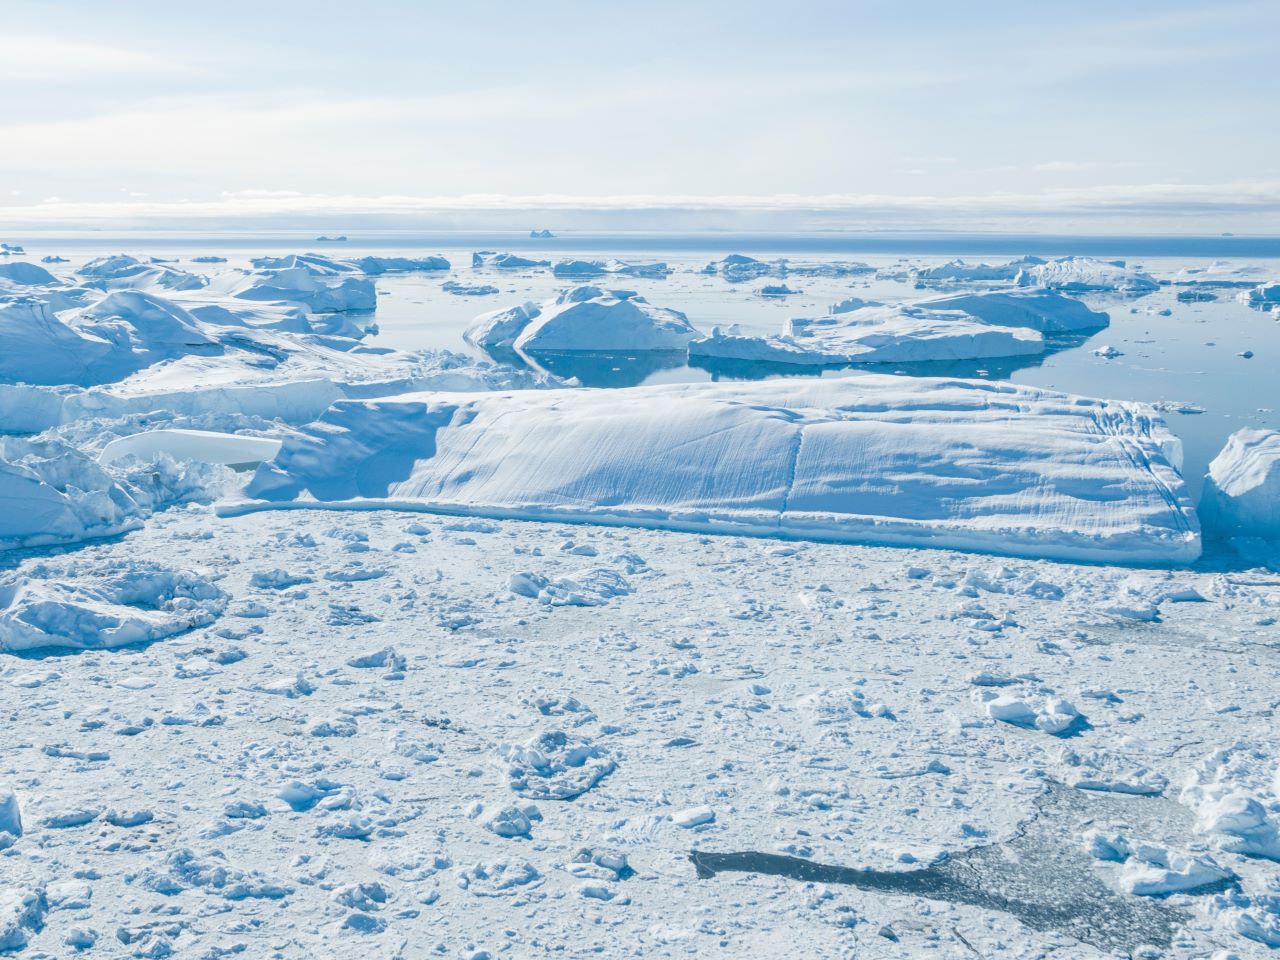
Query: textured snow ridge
1200,429,1280,540
236,376,1200,564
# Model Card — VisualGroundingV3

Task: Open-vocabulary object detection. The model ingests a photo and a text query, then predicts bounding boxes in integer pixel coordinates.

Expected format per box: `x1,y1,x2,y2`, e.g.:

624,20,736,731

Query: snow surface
238,376,1198,564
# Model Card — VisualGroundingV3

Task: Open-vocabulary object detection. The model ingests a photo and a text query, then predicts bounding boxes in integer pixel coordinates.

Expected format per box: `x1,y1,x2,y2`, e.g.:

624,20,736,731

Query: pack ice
239,376,1199,564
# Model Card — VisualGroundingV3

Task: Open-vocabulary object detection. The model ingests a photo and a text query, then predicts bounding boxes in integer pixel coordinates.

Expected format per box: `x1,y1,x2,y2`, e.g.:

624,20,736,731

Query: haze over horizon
3,0,1279,234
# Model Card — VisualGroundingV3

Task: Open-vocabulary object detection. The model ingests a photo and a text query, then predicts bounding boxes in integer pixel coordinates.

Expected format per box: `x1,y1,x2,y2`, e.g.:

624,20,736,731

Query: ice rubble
0,560,226,653
1084,832,1231,896
238,376,1200,564
1015,256,1159,294
689,297,1055,367
1180,742,1280,860
465,286,701,354
0,436,230,551
1199,429,1280,540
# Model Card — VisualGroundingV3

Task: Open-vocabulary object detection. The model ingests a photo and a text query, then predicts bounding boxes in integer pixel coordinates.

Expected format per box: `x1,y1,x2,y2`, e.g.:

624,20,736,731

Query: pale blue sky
3,0,1278,232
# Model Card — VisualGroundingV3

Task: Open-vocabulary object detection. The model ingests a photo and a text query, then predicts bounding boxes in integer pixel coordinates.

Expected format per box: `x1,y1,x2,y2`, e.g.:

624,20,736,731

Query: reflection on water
479,334,1093,390
689,334,1093,383
511,349,691,389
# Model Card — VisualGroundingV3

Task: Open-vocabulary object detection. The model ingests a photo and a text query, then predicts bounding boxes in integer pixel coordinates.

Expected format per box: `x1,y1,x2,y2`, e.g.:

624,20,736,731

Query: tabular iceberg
688,293,1079,367
237,376,1200,565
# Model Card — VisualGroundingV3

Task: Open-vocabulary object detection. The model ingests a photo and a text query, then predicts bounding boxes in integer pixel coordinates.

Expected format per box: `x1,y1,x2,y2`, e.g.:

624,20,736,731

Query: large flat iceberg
687,295,1068,367
238,376,1200,565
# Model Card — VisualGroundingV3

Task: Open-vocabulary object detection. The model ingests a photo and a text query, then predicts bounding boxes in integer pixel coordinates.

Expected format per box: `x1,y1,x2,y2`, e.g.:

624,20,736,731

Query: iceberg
552,258,670,279
237,376,1200,565
913,256,1046,283
349,255,450,274
1169,261,1274,287
236,267,376,313
1016,257,1159,294
472,251,550,269
702,254,775,282
442,280,500,297
0,262,59,286
913,291,1109,333
1199,429,1280,540
689,300,1044,367
1240,283,1280,305
78,254,207,292
465,286,701,354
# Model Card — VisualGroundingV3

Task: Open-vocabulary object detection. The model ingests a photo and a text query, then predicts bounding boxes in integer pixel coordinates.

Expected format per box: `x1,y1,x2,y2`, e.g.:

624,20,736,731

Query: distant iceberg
239,376,1200,565
473,251,550,269
1169,261,1273,288
552,258,670,279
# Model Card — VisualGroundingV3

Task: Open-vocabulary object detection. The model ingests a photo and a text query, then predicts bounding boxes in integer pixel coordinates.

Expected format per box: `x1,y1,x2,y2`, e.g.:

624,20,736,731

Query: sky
2,0,1279,234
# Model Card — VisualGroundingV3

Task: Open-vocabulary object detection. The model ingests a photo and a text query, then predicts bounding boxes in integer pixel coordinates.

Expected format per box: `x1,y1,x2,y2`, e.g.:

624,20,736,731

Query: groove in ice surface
238,376,1200,564
691,784,1225,953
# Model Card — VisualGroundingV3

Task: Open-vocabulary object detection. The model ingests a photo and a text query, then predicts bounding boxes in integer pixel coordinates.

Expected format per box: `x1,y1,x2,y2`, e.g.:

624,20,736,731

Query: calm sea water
14,232,1280,500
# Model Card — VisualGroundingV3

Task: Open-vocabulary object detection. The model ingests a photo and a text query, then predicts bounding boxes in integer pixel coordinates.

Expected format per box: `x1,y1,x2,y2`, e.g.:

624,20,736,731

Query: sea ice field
2,233,1279,958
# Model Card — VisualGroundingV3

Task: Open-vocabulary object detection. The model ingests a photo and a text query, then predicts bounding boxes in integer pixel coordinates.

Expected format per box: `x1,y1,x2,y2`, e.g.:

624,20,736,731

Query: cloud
0,32,192,82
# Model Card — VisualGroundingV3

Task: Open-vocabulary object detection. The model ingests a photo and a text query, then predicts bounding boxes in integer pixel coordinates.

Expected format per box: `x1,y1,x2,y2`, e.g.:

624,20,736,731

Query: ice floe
0,560,226,653
238,376,1199,564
